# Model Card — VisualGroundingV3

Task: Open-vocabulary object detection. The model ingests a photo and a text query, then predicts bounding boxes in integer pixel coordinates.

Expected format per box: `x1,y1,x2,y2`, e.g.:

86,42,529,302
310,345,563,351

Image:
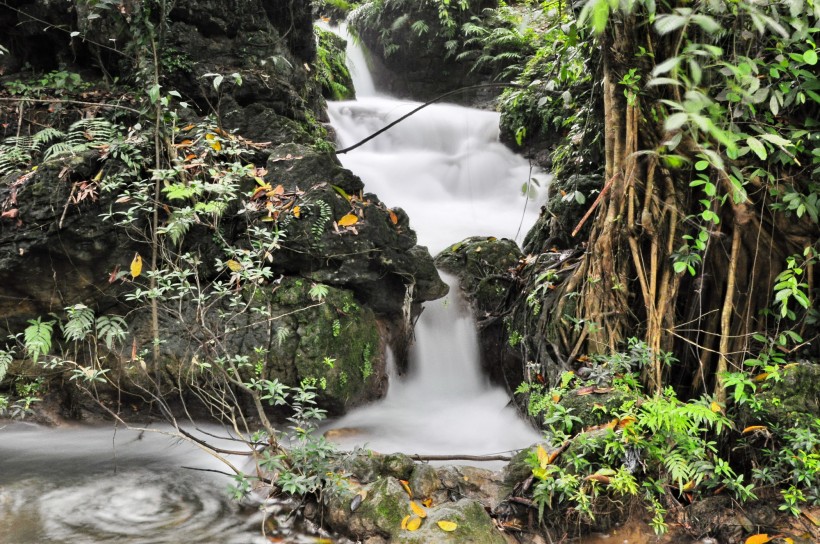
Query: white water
323,29,546,459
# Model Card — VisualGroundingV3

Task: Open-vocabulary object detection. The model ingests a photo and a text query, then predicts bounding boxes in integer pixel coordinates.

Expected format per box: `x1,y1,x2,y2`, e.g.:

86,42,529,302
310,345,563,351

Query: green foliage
23,318,55,364
3,70,89,97
315,27,355,101
520,341,749,533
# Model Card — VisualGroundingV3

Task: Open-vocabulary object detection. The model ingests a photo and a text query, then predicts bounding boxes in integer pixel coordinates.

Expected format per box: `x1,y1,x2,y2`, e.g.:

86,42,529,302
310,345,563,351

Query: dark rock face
347,0,498,103
435,236,524,390
0,1,447,414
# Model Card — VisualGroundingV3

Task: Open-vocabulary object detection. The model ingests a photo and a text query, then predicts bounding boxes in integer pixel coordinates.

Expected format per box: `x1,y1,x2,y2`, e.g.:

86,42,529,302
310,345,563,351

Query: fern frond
62,304,95,342
96,315,127,350
0,349,13,382
24,318,55,363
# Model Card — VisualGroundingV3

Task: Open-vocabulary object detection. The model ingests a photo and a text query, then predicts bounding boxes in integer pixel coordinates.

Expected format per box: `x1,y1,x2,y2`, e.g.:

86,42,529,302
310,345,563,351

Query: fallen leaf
332,185,351,202
410,501,427,518
577,386,595,396
742,425,767,435
130,253,143,278
406,516,422,531
399,479,412,497
617,416,636,429
292,205,301,218
744,534,771,544
226,259,242,272
108,265,121,283
389,209,398,225
401,515,410,530
338,213,359,227
752,372,770,382
422,498,432,507
437,520,458,532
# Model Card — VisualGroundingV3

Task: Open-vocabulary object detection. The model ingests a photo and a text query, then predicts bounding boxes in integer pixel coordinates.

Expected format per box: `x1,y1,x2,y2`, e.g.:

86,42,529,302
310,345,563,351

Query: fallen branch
407,453,513,462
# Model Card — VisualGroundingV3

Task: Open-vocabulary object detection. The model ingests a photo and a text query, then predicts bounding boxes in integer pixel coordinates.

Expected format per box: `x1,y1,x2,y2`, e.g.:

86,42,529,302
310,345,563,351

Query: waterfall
323,28,546,459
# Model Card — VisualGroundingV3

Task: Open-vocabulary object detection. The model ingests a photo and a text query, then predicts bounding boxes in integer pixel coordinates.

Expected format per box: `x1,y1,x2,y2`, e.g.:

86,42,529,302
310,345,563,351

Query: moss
269,277,381,410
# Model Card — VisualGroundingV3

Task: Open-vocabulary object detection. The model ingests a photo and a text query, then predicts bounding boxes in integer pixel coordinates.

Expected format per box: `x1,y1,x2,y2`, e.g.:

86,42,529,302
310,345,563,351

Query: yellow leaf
710,401,723,413
406,516,422,531
205,133,215,140
422,498,432,507
226,259,242,272
536,444,550,469
400,515,410,530
551,394,561,403
92,169,104,182
338,213,359,227
744,535,771,544
437,520,458,532
681,480,696,492
783,538,794,544
399,479,412,497
210,140,222,152
409,501,427,518
292,205,301,218
753,372,770,382
742,425,767,435
130,253,143,278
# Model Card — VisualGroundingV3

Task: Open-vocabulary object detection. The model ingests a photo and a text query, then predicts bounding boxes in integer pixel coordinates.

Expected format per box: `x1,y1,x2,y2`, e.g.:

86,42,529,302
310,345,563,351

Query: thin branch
0,97,142,115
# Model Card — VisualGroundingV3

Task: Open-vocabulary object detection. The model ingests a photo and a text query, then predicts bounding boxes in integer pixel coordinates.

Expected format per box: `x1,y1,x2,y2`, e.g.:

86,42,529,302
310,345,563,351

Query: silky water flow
321,26,547,462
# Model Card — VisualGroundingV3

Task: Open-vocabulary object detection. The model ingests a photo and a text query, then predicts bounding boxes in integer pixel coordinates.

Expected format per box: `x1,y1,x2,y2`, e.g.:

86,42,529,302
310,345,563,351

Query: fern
0,349,13,382
311,200,332,244
24,318,55,363
410,20,429,36
62,304,95,342
96,315,127,350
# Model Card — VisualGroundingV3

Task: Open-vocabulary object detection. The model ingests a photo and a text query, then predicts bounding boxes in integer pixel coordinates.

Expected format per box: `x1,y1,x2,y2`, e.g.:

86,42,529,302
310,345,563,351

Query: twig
0,97,142,115
571,172,619,238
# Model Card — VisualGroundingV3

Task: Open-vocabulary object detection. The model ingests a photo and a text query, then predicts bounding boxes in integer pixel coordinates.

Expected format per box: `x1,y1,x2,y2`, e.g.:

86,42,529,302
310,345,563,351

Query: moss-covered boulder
315,26,355,101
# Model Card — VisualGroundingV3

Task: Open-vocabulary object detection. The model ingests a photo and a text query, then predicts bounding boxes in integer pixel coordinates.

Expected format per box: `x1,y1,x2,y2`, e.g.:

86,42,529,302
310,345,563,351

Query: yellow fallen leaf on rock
437,520,458,532
399,479,412,497
744,534,771,544
406,516,422,531
338,213,358,227
400,515,410,530
410,501,427,518
422,498,432,507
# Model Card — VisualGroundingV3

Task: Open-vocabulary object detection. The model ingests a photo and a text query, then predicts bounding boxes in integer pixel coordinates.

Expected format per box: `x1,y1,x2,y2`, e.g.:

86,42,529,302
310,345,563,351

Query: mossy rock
557,387,637,434
393,499,506,544
435,236,521,316
756,362,820,427
269,277,384,413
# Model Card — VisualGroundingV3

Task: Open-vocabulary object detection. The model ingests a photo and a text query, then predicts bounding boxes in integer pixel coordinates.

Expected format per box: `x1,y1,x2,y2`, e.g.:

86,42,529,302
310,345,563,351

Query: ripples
1,469,266,544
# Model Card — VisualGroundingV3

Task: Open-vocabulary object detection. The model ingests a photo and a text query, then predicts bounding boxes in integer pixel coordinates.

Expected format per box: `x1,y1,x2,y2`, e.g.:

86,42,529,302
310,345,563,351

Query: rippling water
0,423,278,544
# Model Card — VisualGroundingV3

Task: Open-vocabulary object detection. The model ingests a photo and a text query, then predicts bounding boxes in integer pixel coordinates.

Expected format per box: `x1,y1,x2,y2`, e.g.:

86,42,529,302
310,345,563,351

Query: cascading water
323,27,546,459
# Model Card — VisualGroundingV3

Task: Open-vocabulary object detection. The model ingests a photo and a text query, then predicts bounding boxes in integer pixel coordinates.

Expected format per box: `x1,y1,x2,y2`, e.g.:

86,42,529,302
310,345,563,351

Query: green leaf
653,56,681,76
746,137,767,160
591,0,610,34
803,48,818,66
147,84,161,105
